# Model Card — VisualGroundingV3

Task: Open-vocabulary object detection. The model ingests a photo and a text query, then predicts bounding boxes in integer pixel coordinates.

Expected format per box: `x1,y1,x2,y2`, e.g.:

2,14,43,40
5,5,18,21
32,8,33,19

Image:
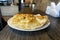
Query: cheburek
9,14,48,30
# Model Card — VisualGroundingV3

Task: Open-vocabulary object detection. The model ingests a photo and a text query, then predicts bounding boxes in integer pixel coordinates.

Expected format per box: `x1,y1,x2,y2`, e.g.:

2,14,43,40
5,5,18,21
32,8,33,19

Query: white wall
0,6,18,16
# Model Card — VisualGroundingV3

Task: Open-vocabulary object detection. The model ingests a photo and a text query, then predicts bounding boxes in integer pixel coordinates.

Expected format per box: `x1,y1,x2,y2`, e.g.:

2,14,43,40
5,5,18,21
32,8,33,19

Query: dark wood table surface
0,8,60,40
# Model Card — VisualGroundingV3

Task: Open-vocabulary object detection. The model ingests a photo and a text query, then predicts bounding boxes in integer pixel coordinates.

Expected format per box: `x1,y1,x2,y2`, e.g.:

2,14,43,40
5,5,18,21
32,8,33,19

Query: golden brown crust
10,14,49,30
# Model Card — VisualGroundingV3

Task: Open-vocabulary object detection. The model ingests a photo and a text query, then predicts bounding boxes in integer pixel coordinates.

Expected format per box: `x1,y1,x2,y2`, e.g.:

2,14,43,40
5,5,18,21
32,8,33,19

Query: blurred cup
51,2,56,8
46,6,51,14
56,2,60,11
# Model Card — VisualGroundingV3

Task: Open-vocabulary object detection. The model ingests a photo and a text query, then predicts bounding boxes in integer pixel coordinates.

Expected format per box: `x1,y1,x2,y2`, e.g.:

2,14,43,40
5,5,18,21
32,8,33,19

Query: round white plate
7,18,50,31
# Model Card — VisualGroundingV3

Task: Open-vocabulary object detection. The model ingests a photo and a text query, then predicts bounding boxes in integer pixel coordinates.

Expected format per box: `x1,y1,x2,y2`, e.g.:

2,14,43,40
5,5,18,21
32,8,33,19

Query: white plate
7,18,50,31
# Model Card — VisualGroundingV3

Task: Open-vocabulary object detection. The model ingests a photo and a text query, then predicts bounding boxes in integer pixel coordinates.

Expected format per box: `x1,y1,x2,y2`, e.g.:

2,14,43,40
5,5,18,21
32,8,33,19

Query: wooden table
0,8,60,40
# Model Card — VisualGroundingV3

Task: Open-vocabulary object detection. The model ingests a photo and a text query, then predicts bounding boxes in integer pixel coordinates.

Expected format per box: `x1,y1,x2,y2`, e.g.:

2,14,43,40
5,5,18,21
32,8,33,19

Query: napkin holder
46,2,60,17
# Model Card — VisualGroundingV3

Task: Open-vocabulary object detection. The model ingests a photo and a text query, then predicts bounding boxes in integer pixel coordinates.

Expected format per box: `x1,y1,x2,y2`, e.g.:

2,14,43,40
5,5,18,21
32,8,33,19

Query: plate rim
7,18,50,31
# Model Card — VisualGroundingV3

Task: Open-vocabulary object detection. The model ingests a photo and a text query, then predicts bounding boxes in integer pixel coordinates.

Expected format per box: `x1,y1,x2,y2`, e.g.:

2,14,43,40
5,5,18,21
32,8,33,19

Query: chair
0,8,7,31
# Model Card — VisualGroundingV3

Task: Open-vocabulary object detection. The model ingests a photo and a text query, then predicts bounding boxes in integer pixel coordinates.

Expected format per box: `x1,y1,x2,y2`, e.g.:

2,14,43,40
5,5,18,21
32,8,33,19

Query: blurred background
0,0,59,16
